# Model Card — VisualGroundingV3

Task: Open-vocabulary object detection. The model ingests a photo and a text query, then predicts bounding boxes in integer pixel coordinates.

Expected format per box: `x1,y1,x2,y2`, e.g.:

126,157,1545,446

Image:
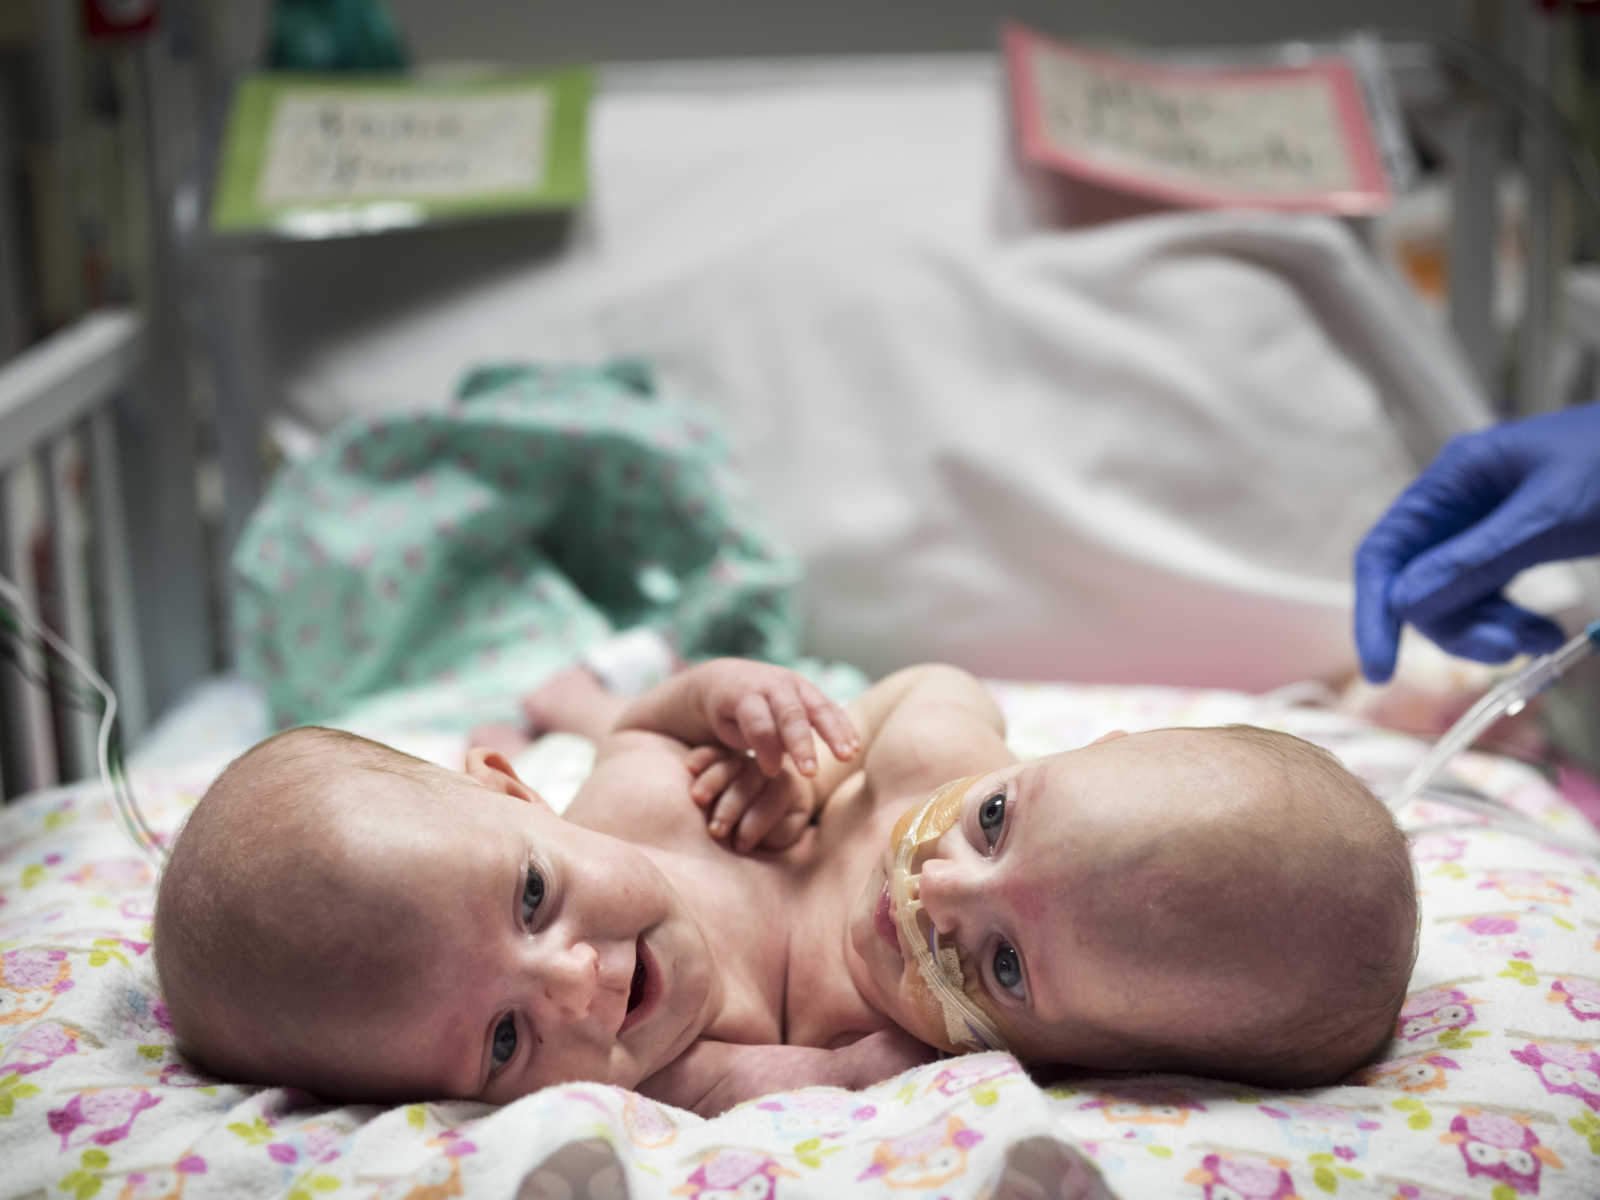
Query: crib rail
0,310,144,800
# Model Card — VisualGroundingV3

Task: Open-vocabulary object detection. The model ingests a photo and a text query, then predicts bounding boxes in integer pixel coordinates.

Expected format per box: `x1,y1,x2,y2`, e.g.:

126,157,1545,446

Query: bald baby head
1084,725,1418,1085
153,727,450,1091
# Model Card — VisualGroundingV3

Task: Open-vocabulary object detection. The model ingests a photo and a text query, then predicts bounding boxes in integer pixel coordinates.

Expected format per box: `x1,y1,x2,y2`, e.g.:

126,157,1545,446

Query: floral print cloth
3,681,1599,1199
234,361,801,731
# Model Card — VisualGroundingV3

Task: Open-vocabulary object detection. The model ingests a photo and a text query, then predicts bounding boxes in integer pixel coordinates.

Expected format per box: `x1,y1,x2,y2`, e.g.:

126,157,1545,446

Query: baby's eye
491,1015,517,1072
522,868,545,925
977,792,1006,848
992,941,1024,996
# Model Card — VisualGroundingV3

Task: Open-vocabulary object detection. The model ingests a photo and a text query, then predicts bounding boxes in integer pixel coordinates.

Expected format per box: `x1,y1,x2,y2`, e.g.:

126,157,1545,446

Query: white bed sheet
126,677,271,771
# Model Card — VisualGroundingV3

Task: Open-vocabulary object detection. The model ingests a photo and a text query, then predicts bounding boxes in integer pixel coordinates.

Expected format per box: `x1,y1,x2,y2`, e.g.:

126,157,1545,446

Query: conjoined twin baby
153,659,1418,1116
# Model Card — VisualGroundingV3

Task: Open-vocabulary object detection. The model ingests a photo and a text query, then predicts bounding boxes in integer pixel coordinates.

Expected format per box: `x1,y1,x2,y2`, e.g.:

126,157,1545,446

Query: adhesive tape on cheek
888,774,970,850
889,776,1008,1052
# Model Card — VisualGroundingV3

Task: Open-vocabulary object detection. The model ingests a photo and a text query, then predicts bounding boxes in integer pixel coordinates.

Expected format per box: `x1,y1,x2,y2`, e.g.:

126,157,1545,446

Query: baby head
154,727,715,1104
851,725,1417,1087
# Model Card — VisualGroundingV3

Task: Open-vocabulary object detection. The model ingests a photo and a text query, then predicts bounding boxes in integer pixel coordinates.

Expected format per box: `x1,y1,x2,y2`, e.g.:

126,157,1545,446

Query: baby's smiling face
309,756,718,1103
846,726,1417,1083
157,735,721,1104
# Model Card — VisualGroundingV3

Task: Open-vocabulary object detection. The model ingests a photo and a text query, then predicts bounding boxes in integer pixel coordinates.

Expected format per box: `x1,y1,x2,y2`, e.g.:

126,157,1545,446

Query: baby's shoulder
563,728,704,844
862,711,1011,803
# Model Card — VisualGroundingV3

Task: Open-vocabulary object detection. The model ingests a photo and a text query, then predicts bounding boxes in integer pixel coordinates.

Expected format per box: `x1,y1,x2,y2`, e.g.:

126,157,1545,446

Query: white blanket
242,60,1499,691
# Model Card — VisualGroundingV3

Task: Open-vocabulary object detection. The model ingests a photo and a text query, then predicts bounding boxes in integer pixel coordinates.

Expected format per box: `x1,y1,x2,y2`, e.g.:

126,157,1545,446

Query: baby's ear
464,747,550,809
1090,729,1129,746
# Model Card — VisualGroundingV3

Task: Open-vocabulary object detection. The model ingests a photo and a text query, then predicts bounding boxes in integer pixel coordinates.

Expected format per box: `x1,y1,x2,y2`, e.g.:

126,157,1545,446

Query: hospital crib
0,31,1597,802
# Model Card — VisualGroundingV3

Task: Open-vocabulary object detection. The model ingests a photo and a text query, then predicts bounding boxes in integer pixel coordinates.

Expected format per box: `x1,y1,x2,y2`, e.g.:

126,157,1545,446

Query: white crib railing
0,310,144,799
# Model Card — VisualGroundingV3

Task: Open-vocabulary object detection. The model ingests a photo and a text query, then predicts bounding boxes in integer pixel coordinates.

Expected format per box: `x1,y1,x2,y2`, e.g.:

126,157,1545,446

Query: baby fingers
705,759,767,843
744,679,856,777
796,677,859,765
687,750,743,809
731,772,812,853
684,745,722,773
731,691,788,776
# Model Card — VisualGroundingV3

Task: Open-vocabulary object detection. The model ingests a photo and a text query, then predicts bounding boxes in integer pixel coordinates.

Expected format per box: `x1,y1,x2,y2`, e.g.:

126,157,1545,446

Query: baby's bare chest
573,743,914,1044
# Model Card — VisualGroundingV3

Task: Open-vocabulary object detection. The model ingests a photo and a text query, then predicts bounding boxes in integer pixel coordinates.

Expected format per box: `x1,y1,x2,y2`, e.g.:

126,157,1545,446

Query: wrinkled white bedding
231,59,1508,693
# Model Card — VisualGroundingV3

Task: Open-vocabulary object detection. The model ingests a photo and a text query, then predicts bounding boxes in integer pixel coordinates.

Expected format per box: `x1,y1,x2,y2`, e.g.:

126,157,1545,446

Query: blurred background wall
197,0,1482,73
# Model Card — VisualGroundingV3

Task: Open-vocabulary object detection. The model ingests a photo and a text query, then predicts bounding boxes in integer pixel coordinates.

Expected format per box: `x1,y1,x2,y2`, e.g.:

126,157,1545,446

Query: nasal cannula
1392,619,1600,841
889,776,1009,1053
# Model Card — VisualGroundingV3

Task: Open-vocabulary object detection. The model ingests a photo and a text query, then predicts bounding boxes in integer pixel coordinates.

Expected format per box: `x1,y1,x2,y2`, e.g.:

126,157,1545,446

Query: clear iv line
1392,619,1600,822
0,571,166,864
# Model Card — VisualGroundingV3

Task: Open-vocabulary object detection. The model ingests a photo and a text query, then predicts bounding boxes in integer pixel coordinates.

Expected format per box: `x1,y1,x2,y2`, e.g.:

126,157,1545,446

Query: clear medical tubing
0,572,165,864
1393,619,1600,822
890,778,1009,1052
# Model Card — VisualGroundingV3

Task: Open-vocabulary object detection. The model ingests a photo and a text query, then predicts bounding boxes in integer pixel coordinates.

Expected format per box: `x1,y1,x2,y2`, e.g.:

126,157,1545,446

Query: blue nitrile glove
1354,401,1600,683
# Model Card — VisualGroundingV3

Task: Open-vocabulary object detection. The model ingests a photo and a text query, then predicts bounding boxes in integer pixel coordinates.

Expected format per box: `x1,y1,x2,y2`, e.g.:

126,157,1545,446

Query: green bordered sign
212,67,591,236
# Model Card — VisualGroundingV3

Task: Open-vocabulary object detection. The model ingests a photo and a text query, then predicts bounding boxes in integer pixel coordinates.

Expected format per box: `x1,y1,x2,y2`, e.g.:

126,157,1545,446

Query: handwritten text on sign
259,91,550,204
1028,46,1360,195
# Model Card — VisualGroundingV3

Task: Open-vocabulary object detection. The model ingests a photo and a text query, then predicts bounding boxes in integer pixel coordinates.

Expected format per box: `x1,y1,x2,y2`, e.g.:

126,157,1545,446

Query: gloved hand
1354,401,1600,683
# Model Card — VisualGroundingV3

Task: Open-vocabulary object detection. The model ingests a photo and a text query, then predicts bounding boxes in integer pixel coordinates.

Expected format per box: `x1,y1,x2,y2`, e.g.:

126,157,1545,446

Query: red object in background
82,0,158,38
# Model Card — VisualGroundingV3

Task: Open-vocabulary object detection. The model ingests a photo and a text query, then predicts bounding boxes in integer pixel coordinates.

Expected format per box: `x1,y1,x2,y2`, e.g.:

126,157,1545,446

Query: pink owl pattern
47,1086,161,1151
755,1090,876,1141
1475,870,1575,906
0,947,75,1025
0,1018,93,1076
1078,1086,1205,1126
673,1147,797,1198
111,1155,206,1200
856,1115,981,1189
1441,1110,1563,1193
1442,912,1547,961
1353,1050,1462,1094
1183,1150,1300,1200
1257,1100,1382,1155
622,1092,679,1150
1510,1040,1600,1109
1397,984,1480,1042
923,1053,1023,1098
1548,976,1600,1022
261,1119,345,1171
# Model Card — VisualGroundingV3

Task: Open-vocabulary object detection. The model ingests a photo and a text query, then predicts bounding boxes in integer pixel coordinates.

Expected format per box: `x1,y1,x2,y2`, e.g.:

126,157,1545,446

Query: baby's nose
915,858,981,937
539,941,601,1021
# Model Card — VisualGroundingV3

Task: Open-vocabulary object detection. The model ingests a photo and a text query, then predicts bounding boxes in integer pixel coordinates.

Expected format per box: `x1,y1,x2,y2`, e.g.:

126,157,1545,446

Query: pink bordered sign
1004,23,1392,214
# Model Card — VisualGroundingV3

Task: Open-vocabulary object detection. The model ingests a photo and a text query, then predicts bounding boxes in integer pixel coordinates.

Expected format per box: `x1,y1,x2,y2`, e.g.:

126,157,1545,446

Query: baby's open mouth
628,958,646,1012
620,936,658,1033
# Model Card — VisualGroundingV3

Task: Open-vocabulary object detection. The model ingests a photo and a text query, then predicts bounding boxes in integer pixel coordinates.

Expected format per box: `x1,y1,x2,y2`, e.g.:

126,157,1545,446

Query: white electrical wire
0,571,166,864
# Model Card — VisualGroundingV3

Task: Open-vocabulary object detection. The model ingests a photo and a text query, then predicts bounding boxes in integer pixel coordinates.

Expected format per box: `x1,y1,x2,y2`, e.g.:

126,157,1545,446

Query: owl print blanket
4,682,1600,1199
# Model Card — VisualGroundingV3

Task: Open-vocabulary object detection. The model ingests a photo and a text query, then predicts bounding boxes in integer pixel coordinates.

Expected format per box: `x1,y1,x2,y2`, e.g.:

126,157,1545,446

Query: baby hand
693,659,859,777
685,746,817,852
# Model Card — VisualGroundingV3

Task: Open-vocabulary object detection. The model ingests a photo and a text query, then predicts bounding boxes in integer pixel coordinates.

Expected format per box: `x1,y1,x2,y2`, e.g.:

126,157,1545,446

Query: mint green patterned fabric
233,362,799,727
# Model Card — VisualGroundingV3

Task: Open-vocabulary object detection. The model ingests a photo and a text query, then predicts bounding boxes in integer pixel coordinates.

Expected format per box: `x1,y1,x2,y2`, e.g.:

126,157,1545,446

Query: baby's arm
819,663,1010,800
638,1030,937,1118
613,659,858,776
697,665,1012,838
